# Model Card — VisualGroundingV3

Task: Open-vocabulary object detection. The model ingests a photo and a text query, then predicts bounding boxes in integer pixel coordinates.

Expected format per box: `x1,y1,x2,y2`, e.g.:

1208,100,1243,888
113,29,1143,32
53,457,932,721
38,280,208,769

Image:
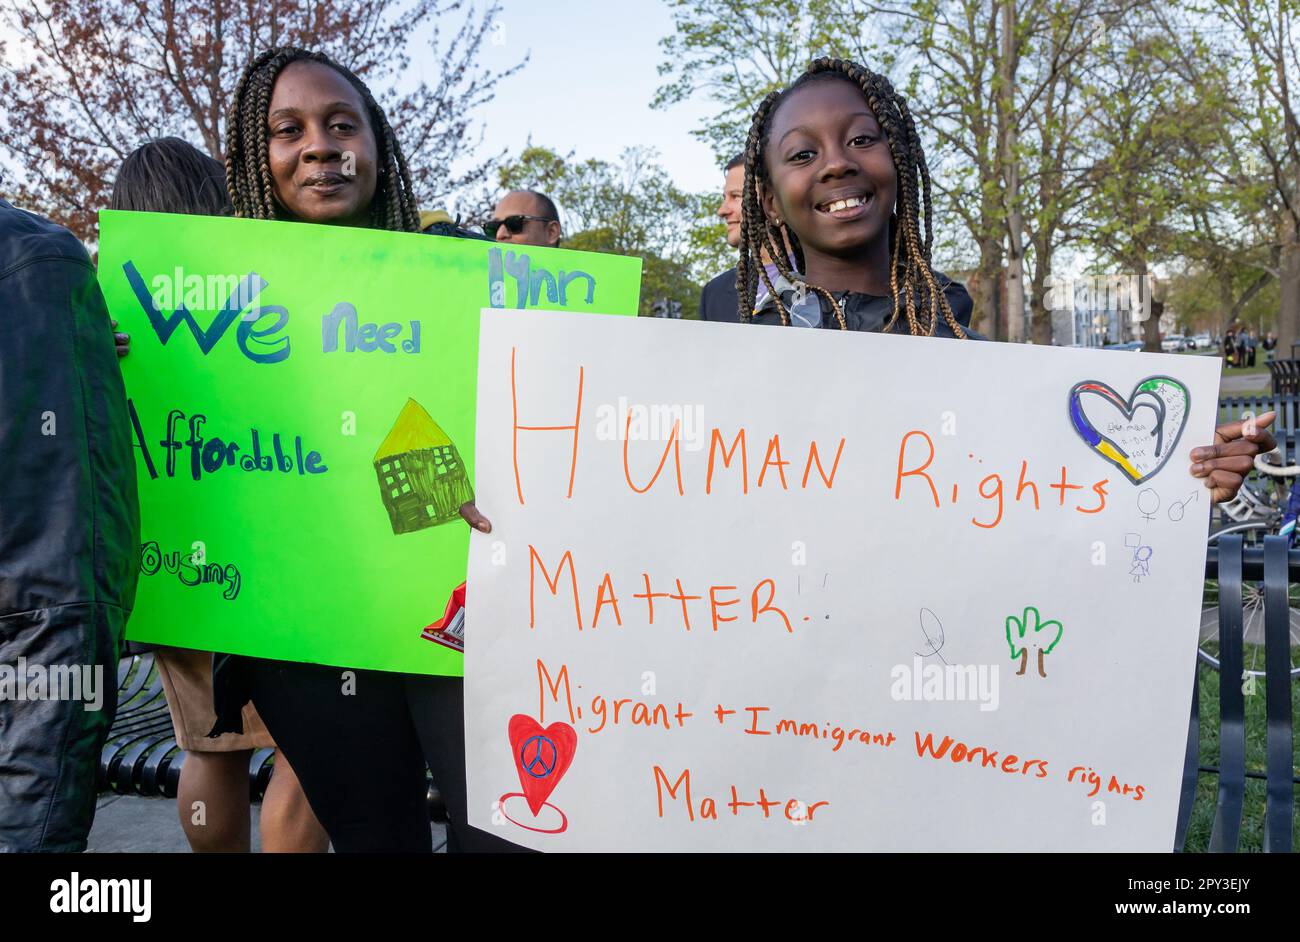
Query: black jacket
699,267,741,323
750,270,979,338
0,199,140,851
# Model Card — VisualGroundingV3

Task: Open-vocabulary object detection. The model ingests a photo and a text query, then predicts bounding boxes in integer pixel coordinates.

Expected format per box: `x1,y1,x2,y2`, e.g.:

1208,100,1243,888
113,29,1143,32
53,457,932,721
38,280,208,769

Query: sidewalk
87,793,447,852
1220,371,1271,395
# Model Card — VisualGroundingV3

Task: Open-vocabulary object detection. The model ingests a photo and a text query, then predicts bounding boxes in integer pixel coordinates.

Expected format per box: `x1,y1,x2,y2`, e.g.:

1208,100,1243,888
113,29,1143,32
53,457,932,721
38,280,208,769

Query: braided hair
224,47,420,232
735,57,964,338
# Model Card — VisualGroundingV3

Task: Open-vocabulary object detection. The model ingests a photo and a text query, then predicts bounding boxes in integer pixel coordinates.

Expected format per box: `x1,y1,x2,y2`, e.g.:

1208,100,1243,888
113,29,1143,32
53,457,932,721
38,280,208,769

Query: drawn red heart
508,714,578,816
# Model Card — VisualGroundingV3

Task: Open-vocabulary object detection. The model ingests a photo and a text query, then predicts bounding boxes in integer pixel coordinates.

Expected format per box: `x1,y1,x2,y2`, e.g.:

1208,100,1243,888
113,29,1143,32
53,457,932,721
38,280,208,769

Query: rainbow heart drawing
1068,376,1190,485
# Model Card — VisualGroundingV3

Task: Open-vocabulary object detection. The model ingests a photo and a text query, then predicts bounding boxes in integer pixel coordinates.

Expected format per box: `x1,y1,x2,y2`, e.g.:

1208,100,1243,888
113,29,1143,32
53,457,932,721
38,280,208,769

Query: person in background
1224,327,1237,367
1247,329,1258,367
0,198,139,851
420,208,491,240
698,153,745,323
485,190,561,247
109,136,328,853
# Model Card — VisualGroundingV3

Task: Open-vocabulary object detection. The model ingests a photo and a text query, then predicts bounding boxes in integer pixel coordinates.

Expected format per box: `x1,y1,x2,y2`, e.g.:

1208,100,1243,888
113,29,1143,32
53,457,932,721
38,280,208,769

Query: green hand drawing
1005,606,1063,678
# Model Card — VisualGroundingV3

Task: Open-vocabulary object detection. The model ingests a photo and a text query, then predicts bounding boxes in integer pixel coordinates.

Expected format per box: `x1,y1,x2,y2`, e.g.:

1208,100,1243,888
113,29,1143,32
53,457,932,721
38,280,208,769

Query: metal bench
1218,393,1300,435
1268,360,1300,396
1176,535,1297,852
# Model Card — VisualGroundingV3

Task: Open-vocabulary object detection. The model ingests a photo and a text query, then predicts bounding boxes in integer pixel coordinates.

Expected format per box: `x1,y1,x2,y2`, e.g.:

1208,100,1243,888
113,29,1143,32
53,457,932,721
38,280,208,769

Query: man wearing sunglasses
485,190,562,248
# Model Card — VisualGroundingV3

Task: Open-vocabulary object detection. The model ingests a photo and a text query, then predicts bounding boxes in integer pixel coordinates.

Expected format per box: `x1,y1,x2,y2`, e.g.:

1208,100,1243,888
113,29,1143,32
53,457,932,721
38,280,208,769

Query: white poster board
466,308,1222,851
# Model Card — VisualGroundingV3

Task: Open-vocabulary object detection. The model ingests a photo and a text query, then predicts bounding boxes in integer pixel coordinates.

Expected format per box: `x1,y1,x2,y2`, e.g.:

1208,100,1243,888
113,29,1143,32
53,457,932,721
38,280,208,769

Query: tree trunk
973,237,1003,339
1137,259,1161,353
1147,297,1165,352
1216,265,1237,343
1278,227,1300,361
1030,264,1053,345
1004,246,1025,341
998,0,1025,342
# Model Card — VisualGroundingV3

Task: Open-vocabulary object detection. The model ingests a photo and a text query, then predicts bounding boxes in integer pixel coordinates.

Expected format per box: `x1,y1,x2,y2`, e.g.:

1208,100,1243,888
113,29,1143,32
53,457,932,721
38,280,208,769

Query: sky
443,0,724,199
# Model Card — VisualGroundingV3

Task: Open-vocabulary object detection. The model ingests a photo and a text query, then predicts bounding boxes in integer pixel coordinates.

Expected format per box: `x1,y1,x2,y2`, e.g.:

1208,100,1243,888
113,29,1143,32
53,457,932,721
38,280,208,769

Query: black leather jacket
0,199,139,850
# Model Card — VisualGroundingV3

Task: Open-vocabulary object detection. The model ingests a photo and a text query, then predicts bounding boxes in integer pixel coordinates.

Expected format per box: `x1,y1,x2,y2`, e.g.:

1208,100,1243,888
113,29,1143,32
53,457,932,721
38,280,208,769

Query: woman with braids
213,46,521,852
718,57,1273,502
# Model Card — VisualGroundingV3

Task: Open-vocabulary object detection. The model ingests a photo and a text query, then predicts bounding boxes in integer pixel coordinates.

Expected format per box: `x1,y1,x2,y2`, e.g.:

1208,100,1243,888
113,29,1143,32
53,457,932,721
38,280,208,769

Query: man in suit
698,154,744,323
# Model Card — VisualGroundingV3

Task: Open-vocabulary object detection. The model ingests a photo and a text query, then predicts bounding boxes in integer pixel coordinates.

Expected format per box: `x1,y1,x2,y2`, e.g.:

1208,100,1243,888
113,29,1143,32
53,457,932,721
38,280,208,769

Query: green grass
1223,363,1272,378
1182,658,1299,852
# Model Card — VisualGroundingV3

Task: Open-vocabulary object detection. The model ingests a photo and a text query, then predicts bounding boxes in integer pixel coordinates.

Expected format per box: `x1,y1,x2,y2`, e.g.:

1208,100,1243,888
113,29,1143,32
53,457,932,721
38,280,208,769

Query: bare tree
0,0,524,240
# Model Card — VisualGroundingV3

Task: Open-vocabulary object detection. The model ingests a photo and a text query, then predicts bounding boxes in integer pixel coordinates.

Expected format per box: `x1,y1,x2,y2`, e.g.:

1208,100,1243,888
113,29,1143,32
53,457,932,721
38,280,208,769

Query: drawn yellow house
374,399,473,534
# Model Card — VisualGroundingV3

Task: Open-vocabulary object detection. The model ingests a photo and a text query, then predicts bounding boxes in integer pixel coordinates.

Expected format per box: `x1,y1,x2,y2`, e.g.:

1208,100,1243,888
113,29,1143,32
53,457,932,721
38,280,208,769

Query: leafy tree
1157,0,1300,354
1166,260,1278,335
651,0,851,162
0,0,524,240
1076,11,1206,348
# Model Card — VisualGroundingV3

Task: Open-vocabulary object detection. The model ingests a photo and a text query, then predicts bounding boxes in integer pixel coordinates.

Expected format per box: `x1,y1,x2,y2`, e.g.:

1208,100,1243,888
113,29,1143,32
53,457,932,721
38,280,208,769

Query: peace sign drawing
520,734,559,778
507,714,577,819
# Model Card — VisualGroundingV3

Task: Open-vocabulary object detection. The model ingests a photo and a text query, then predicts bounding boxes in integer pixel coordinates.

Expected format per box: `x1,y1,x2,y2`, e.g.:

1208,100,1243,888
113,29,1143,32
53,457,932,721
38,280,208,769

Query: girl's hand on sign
459,501,492,533
1191,411,1277,504
111,319,130,358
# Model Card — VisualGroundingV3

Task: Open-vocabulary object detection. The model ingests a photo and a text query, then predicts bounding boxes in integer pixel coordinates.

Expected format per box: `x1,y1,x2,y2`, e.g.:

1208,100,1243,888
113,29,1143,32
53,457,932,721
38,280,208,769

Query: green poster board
97,211,642,675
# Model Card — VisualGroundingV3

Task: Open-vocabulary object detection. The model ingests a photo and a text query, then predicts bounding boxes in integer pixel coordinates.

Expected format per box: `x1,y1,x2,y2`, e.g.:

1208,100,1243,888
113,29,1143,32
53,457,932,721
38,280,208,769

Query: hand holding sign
1190,411,1277,503
459,500,492,533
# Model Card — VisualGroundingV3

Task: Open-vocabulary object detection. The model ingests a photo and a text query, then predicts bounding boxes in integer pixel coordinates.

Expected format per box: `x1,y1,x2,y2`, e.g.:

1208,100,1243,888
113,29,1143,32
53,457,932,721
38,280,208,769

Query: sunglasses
484,214,555,237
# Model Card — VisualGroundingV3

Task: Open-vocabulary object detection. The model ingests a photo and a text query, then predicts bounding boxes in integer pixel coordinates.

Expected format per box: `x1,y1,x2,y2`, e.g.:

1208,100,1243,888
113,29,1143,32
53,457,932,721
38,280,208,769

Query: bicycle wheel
1200,523,1300,677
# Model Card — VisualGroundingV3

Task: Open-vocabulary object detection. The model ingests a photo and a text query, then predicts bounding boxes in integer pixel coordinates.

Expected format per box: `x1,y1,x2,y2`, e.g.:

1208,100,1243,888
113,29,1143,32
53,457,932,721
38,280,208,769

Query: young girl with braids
723,57,1272,501
212,46,521,852
734,58,973,336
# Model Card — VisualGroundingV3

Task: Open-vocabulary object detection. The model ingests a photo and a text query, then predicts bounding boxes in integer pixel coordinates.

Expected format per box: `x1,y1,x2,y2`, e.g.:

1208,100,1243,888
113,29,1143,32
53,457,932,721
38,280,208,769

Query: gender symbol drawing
1005,606,1063,678
373,398,474,535
1068,376,1190,484
1167,490,1198,522
499,714,578,835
